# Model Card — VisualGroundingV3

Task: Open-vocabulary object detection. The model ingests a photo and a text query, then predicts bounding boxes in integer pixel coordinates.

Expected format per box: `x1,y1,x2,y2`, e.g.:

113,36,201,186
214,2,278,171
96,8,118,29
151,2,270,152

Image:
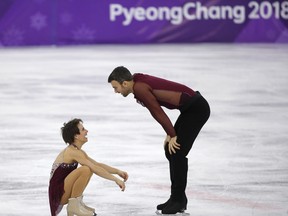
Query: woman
49,118,128,216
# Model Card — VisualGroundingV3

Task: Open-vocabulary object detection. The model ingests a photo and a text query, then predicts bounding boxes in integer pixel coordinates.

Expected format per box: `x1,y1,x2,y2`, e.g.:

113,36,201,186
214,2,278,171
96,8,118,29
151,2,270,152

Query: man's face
110,80,130,97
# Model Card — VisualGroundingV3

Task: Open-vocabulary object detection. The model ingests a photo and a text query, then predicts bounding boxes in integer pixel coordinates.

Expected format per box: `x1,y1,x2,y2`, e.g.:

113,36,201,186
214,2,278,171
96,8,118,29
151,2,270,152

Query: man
108,66,210,214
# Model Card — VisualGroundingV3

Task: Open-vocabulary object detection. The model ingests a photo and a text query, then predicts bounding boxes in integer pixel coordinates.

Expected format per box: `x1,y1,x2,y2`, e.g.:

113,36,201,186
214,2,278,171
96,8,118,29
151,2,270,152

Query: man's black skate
156,199,188,215
161,201,186,214
157,197,171,210
158,194,187,210
156,208,189,216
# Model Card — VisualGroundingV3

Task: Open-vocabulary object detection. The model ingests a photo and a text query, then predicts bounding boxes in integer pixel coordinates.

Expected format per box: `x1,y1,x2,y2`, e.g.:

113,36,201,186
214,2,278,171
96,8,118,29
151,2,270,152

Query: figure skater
108,66,210,214
48,118,128,216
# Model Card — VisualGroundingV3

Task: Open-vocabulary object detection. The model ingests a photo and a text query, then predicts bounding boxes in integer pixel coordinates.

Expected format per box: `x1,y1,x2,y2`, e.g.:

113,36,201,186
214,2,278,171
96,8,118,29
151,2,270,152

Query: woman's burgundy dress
49,162,78,216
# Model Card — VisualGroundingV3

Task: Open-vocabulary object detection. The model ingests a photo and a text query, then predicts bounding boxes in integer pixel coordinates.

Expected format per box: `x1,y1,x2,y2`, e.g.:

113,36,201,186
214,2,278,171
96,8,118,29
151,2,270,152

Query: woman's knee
79,165,93,178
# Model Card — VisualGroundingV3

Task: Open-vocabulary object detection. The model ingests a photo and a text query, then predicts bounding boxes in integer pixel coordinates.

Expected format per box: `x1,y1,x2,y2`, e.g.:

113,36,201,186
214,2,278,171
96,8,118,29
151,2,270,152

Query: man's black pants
165,93,210,203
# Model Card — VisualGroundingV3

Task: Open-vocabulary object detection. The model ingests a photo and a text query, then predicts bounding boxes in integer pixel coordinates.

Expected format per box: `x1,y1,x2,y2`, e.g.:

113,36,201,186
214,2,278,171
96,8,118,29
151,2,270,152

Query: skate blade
155,210,190,216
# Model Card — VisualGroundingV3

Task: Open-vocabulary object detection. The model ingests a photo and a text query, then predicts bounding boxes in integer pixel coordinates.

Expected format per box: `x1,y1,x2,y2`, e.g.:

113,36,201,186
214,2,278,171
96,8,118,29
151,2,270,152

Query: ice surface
0,44,287,216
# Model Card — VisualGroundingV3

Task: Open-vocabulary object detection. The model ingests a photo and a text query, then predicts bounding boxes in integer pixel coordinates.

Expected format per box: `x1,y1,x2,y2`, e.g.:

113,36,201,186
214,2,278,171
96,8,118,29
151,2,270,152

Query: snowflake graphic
30,12,47,31
72,24,96,42
2,27,24,46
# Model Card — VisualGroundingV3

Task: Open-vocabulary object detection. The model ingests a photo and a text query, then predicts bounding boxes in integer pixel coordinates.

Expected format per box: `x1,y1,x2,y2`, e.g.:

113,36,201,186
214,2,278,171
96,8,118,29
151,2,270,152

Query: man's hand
168,136,180,154
164,135,171,148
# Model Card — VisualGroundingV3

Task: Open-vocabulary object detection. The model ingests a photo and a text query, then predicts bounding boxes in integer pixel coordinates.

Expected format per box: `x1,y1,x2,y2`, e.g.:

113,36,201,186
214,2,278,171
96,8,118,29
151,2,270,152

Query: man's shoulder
133,81,151,91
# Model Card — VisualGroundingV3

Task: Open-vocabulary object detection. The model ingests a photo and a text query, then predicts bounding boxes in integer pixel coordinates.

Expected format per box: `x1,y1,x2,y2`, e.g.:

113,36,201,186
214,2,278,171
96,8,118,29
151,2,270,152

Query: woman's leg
61,166,93,205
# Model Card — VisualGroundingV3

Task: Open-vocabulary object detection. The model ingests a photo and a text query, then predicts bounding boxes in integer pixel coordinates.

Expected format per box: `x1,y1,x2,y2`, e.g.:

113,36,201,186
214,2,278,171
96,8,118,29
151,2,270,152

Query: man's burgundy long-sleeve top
133,73,196,137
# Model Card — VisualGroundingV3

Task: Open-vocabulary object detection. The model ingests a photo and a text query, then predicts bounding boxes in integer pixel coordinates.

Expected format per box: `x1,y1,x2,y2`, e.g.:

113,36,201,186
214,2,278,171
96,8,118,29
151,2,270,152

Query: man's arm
134,82,176,137
134,82,180,154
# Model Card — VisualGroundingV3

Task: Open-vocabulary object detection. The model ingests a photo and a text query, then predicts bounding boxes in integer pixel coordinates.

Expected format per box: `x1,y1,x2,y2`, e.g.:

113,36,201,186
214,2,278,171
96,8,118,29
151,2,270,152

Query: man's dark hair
108,66,133,84
61,118,83,144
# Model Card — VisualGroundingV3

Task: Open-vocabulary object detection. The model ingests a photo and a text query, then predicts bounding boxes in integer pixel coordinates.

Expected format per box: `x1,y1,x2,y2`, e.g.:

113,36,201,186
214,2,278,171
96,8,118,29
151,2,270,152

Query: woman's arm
71,149,127,191
88,156,128,181
80,150,128,181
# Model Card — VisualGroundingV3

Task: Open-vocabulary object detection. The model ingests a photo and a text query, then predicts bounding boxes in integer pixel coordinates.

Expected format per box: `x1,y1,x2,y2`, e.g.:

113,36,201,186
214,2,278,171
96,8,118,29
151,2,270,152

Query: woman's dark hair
108,66,133,84
61,118,83,144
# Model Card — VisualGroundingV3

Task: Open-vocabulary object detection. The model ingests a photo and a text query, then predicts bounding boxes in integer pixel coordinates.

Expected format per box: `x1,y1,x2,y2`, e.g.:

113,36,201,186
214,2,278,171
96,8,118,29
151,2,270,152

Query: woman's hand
168,136,180,154
115,179,126,191
117,170,129,182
